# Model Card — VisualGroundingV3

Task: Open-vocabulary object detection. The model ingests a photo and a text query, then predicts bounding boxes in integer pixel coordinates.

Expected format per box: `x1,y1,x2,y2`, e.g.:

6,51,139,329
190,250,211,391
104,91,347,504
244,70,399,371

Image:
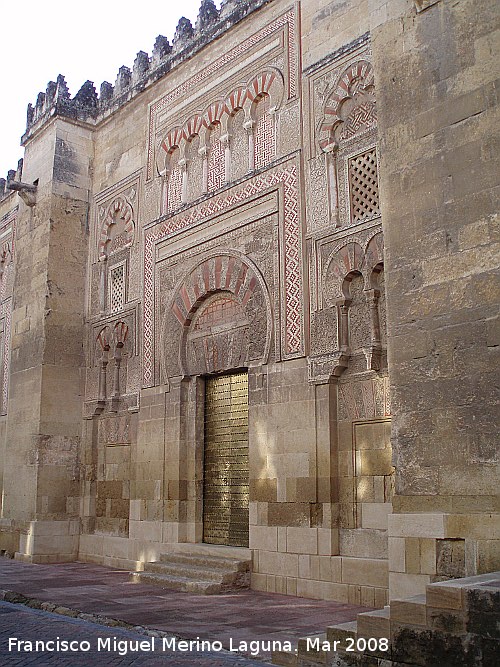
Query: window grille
348,148,380,223
109,264,125,313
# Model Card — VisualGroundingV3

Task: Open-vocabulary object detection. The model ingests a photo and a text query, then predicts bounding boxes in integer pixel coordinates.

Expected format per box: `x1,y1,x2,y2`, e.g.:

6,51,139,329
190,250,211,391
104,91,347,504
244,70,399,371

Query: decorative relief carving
323,241,364,305
306,154,330,233
229,110,247,181
98,196,134,262
277,98,300,158
307,43,380,231
89,174,142,406
97,414,134,445
143,159,303,387
165,149,183,213
160,251,272,383
156,69,283,209
309,229,386,383
143,178,161,225
338,376,390,421
86,305,139,413
187,135,203,201
91,173,142,327
147,8,297,180
319,60,375,153
0,207,16,415
207,124,225,191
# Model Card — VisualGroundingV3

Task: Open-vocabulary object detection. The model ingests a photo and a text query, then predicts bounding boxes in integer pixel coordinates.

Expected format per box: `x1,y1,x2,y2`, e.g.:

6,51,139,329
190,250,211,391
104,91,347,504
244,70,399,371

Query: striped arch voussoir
324,241,364,302
96,325,112,351
184,115,203,139
97,196,134,261
203,102,226,128
113,321,129,346
170,256,258,327
319,59,374,152
364,232,384,274
226,87,247,114
246,71,277,102
161,127,184,154
159,69,284,158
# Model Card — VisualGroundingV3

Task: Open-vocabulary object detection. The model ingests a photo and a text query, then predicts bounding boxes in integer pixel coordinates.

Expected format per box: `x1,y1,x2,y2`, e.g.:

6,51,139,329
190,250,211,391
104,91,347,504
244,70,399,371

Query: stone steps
271,572,500,666
131,549,251,595
356,606,391,638
158,551,249,571
143,560,245,583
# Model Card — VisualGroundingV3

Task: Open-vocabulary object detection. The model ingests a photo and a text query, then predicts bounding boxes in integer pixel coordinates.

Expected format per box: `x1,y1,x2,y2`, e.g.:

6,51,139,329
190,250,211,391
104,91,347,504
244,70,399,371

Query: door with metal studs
203,372,249,547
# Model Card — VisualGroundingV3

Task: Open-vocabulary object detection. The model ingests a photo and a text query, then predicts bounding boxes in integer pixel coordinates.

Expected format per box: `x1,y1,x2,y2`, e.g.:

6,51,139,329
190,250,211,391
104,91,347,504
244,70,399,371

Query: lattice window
348,148,380,223
208,125,225,192
254,96,275,170
109,264,125,313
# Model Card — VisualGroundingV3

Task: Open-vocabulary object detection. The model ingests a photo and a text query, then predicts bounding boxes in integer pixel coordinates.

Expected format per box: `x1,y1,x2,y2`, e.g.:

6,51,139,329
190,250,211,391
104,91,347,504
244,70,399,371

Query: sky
0,0,210,178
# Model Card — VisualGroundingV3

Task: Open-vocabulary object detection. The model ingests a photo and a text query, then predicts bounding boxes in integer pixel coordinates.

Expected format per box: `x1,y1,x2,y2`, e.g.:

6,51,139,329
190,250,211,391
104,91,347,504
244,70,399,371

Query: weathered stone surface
0,8,497,657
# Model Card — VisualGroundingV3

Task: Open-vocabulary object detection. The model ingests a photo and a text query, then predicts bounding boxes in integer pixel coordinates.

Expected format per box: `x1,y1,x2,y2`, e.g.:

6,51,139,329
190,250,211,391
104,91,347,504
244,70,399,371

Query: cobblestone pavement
0,601,271,666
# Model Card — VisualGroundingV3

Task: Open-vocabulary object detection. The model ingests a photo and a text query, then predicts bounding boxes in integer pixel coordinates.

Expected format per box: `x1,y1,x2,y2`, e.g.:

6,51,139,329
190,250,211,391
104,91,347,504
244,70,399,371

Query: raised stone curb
0,588,178,641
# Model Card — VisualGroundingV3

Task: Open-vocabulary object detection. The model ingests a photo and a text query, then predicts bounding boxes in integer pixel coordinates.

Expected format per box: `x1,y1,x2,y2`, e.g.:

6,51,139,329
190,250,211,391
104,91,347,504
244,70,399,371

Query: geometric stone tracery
157,70,283,209
144,162,303,387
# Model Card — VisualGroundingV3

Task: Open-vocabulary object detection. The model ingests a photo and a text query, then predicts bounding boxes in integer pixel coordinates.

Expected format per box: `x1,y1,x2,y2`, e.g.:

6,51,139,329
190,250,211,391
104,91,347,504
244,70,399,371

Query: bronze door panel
203,372,249,547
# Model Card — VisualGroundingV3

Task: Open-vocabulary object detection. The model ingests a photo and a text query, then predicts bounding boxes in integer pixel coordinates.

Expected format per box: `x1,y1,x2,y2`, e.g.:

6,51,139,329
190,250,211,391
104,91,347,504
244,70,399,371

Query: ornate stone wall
0,0,497,612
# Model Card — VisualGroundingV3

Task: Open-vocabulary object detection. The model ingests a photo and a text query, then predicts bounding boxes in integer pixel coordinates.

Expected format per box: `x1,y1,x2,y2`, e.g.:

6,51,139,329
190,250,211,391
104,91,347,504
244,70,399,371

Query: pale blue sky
0,0,209,178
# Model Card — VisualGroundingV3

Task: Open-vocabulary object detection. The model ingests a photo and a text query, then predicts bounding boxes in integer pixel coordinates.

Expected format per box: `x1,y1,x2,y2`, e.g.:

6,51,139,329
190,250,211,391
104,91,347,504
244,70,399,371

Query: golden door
203,372,249,547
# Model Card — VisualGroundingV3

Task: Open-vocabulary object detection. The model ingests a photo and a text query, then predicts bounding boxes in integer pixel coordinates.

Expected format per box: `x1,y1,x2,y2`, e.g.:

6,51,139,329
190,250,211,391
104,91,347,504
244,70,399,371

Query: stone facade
0,0,498,612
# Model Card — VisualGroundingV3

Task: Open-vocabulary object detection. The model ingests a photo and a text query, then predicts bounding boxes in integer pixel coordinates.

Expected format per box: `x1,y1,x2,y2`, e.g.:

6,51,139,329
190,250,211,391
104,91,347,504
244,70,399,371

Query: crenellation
45,80,57,107
195,0,220,33
151,35,172,67
132,51,150,85
114,65,132,97
99,81,114,107
73,81,98,114
172,17,195,53
35,91,46,118
55,73,70,101
22,0,271,142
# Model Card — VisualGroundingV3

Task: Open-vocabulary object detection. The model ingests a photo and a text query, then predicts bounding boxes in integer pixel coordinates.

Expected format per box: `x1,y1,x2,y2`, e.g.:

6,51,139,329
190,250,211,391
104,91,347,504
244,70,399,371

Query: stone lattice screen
348,148,380,223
